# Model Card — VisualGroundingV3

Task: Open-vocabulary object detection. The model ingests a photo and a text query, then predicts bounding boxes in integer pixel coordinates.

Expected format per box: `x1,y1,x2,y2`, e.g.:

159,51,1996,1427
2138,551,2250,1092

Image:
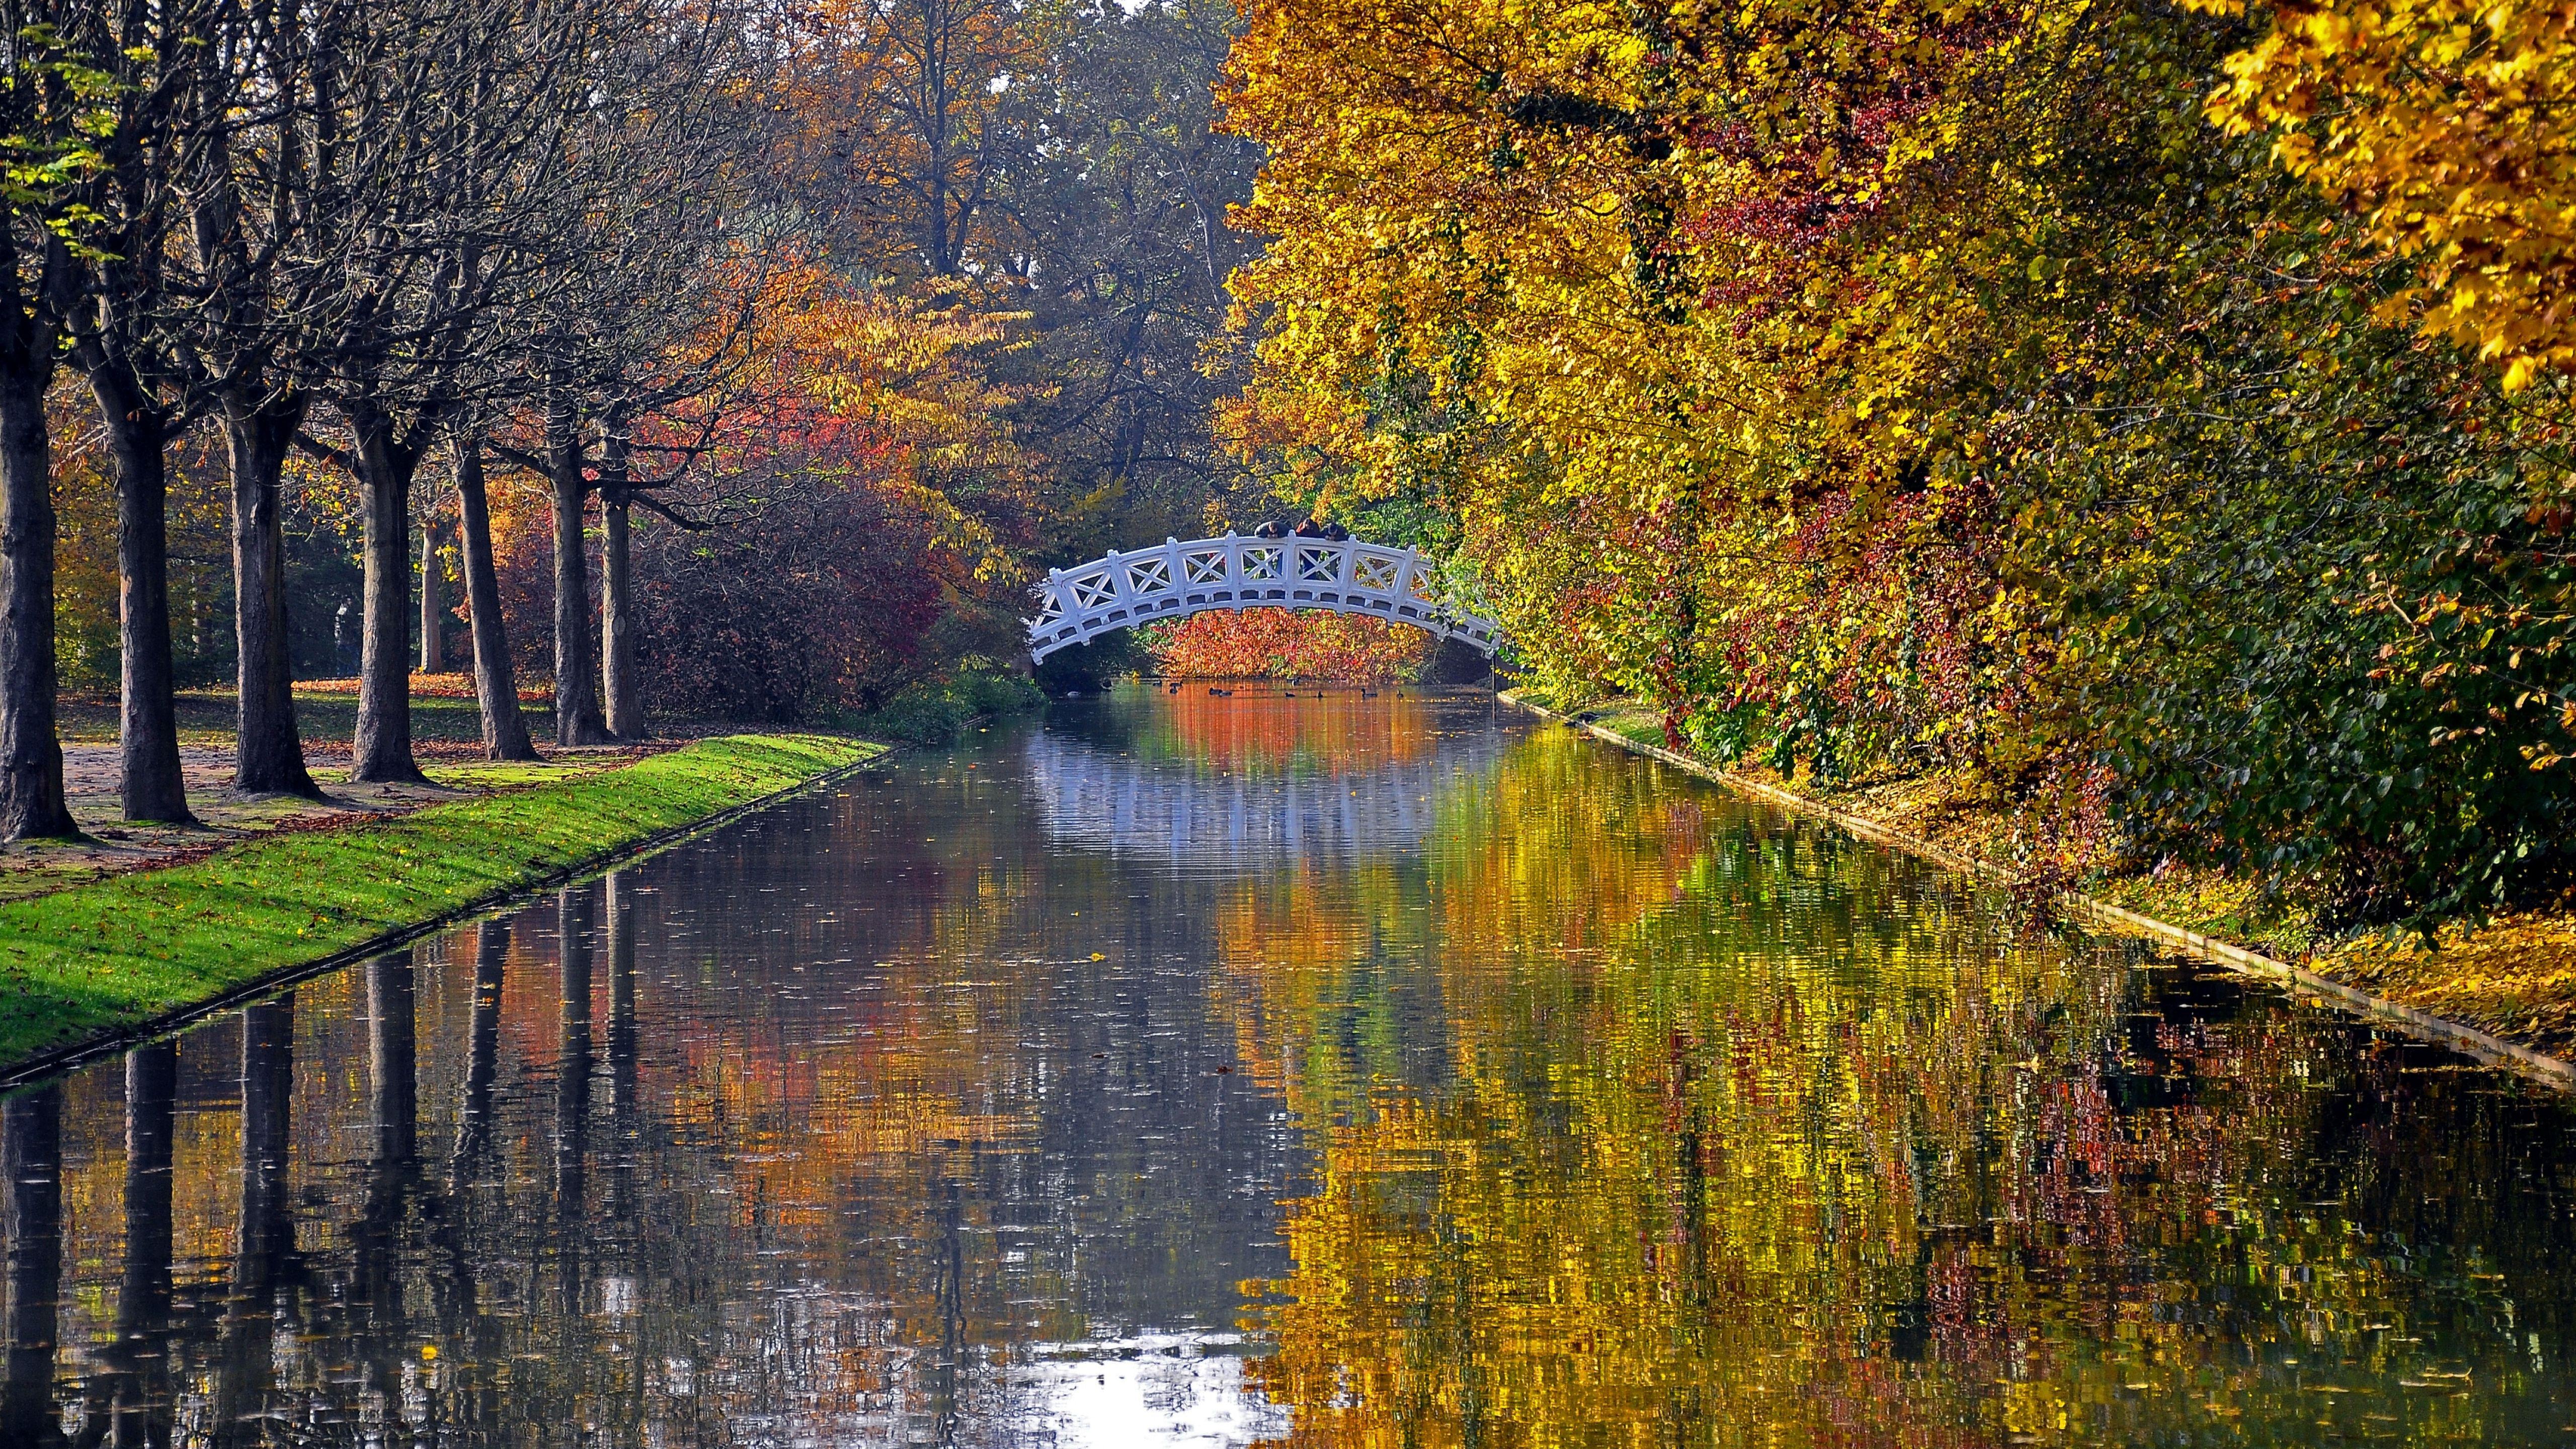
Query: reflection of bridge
1024,729,1507,865
1027,534,1504,662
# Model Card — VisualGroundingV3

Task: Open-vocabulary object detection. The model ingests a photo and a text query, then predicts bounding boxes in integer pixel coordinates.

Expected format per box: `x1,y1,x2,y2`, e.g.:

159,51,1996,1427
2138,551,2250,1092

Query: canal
6,685,2575,1444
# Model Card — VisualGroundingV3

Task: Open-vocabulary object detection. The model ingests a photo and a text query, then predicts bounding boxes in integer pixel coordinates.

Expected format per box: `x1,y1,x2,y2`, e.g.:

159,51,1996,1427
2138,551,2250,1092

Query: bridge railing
1028,533,1503,662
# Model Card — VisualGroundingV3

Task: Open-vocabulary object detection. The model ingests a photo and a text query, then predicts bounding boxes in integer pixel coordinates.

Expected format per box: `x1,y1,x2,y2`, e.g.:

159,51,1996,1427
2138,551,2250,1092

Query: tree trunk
225,395,319,797
90,371,193,824
419,520,446,674
349,411,428,784
0,369,73,840
600,477,641,737
548,414,609,747
452,436,537,761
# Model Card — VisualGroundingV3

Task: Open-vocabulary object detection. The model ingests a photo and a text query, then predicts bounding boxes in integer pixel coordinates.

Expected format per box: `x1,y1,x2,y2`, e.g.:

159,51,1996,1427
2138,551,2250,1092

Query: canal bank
1501,689,2576,1089
0,732,880,1081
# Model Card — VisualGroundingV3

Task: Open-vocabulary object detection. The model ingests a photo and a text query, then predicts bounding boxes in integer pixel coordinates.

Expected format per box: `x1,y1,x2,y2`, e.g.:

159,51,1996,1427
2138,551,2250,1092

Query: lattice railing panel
1030,532,1504,662
1125,556,1173,596
1068,571,1116,609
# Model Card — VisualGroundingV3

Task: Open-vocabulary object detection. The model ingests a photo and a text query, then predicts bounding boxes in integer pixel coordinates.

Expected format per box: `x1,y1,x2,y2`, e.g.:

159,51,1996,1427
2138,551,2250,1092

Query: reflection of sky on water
1004,1334,1290,1447
670,1301,1282,1443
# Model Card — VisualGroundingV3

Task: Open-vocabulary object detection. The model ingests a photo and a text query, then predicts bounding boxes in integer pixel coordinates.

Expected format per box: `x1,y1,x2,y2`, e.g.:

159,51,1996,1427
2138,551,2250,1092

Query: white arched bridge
1027,533,1504,662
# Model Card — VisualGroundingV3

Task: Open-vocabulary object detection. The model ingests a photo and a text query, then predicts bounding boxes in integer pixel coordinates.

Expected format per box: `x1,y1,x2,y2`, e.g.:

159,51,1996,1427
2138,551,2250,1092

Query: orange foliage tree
471,263,1047,722
1143,607,1431,682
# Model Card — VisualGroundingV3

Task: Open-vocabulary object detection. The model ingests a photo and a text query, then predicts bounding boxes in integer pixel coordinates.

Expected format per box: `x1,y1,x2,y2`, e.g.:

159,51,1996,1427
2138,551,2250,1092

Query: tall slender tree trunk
225,394,319,797
419,521,446,674
0,370,72,839
599,486,637,738
547,406,609,747
89,372,193,823
452,436,536,761
348,412,427,784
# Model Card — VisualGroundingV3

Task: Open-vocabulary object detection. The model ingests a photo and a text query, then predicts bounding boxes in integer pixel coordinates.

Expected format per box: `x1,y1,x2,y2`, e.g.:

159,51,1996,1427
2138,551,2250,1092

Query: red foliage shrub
630,475,960,720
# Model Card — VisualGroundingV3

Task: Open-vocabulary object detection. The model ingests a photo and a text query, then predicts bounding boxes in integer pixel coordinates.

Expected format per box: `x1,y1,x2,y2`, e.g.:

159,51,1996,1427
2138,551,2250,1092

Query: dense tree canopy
10,0,1269,835
8,0,2571,946
1222,0,2576,926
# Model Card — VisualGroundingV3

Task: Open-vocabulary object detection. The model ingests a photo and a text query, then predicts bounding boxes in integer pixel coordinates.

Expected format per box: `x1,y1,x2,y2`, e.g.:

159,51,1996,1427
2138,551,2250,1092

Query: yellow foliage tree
1222,0,2576,922
2196,0,2576,389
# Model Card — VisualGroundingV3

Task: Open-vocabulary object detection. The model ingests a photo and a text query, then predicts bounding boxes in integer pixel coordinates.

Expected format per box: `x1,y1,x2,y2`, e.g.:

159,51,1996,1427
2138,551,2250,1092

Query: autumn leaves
1220,0,2576,925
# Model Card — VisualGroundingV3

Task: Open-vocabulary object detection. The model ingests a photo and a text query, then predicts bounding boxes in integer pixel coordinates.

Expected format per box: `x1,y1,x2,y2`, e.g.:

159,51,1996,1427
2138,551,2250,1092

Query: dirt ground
2,679,658,904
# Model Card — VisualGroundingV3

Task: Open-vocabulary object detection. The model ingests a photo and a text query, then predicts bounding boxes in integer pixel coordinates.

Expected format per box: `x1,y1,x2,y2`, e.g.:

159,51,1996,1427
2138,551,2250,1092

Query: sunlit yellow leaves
2199,0,2576,388
1226,0,2576,920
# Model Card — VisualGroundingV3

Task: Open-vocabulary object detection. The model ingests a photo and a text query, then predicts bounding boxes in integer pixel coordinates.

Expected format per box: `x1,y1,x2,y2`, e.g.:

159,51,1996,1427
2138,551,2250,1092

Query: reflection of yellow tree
1220,729,2542,1445
38,705,2570,1444
665,859,1044,1235
1210,859,1433,1111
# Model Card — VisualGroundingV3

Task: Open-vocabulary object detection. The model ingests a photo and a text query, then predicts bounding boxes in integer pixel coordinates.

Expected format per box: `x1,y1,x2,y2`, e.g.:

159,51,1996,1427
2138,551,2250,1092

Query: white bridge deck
1028,534,1503,661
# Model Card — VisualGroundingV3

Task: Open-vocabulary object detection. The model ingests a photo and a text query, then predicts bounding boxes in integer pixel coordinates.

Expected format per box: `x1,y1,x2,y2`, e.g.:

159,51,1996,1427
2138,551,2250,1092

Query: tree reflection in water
6,686,2576,1445
4,1084,62,1448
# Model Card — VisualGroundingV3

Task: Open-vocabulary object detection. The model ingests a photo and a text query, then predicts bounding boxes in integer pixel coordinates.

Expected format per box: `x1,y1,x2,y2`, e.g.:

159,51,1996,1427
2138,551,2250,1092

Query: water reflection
2,685,2573,1444
5,1084,62,1448
105,1042,175,1448
1026,690,1504,867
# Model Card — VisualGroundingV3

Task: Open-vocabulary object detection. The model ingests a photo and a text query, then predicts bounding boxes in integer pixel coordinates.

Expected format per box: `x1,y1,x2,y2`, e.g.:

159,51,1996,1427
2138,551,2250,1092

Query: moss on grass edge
0,733,879,1076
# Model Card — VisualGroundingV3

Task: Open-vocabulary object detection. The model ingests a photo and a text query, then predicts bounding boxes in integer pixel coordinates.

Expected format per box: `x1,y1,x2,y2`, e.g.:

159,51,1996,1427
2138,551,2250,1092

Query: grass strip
0,733,878,1071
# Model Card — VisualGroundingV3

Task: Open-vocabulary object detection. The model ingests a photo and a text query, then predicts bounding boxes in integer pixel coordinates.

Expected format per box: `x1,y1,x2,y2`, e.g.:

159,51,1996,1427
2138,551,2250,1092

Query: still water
6,686,2576,1445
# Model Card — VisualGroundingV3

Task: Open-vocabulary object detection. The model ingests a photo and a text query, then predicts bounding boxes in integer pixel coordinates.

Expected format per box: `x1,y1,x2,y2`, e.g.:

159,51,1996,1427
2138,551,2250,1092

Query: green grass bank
0,733,878,1075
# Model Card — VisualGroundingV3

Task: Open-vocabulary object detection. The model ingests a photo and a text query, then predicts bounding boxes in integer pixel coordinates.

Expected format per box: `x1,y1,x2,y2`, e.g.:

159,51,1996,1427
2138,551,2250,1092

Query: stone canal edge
1499,691,2576,1092
0,740,890,1093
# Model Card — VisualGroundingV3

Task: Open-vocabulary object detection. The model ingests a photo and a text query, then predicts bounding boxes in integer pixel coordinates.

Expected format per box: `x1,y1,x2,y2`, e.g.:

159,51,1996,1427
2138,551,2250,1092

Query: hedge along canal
1499,691,2576,1091
0,733,880,1082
